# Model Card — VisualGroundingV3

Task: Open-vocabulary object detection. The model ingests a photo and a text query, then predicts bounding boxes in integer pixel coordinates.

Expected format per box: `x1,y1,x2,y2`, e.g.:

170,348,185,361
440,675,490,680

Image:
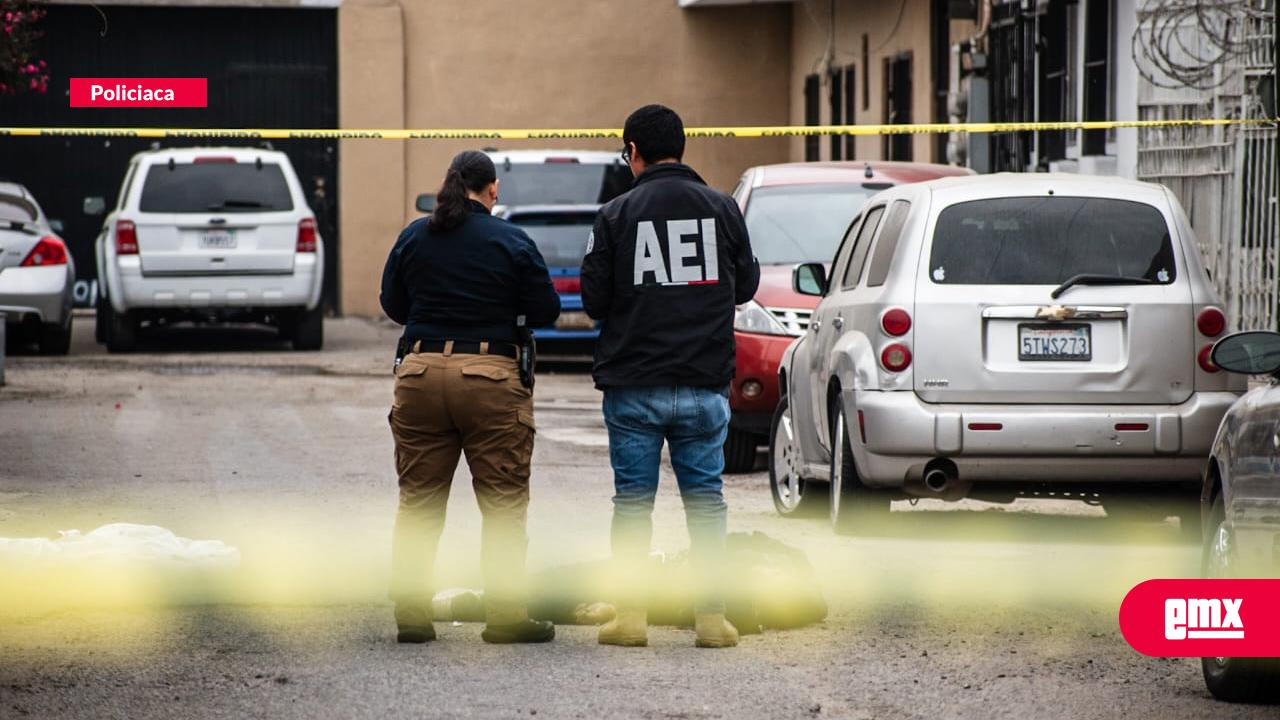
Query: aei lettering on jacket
634,218,719,286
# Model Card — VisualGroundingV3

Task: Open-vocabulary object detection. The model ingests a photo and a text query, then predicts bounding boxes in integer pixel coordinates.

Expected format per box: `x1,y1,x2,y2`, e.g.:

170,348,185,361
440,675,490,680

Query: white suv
95,147,325,352
771,173,1246,534
416,149,631,213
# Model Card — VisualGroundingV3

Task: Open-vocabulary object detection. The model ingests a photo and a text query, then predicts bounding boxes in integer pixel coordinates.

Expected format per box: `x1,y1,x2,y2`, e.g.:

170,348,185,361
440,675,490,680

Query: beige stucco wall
338,0,406,317
788,0,967,163
338,0,793,317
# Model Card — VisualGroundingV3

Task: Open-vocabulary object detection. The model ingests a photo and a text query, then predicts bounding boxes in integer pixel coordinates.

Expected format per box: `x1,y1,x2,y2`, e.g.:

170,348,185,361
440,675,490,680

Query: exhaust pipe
904,458,969,500
924,468,951,493
923,458,958,493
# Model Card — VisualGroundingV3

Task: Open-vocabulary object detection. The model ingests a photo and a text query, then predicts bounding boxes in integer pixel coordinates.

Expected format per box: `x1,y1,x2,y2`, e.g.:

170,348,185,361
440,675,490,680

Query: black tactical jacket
581,163,759,388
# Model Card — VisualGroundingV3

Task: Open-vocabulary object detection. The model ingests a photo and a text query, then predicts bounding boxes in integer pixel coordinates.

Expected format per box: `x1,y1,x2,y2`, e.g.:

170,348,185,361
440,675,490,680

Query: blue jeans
603,385,730,614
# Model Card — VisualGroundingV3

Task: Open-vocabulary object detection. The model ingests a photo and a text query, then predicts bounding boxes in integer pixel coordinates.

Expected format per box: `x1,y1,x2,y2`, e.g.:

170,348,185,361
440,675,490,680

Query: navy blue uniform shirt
380,200,561,345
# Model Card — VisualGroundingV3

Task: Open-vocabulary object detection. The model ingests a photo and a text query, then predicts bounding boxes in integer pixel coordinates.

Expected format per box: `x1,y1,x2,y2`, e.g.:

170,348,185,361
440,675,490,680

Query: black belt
410,339,518,359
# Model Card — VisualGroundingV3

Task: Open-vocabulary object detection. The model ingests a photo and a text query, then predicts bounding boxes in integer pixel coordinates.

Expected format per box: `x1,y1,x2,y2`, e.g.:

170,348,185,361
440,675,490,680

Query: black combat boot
395,603,436,644
481,618,556,644
480,600,555,644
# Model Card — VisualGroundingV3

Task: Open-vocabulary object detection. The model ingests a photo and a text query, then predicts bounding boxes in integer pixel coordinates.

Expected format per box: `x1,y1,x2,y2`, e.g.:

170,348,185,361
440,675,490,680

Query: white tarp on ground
0,523,240,567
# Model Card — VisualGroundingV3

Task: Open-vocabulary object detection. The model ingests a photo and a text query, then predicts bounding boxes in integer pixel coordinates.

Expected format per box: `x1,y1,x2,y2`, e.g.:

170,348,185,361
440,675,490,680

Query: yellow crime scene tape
0,118,1275,140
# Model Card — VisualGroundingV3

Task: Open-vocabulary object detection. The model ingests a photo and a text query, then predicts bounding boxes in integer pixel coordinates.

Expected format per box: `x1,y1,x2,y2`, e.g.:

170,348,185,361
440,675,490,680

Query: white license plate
555,311,595,330
199,230,237,249
1018,323,1092,361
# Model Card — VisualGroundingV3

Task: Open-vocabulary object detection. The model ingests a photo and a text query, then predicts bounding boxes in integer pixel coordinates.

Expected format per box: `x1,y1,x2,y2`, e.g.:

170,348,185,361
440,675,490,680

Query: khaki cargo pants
388,346,536,625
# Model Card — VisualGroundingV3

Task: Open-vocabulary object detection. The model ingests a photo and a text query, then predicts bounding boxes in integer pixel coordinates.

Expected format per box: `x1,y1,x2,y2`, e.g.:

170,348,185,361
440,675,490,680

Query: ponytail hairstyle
429,150,498,233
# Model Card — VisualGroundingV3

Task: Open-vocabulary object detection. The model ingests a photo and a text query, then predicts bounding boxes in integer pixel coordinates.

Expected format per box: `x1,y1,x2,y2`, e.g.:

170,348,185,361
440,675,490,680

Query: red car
725,161,975,472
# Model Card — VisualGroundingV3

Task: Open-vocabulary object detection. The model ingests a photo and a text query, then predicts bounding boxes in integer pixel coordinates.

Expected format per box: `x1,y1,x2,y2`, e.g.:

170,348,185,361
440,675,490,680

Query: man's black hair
623,105,685,163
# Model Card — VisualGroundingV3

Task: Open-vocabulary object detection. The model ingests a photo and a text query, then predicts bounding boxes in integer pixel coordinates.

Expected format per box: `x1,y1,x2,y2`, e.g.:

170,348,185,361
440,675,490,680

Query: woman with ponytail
379,150,561,646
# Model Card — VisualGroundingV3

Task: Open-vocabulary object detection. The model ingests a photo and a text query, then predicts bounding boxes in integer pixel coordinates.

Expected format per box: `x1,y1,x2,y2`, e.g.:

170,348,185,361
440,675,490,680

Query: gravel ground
0,316,1273,719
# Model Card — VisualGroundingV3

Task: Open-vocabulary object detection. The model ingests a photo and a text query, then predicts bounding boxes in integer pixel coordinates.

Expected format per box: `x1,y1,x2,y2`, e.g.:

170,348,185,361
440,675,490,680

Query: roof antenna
255,157,263,170
864,162,873,179
167,157,175,171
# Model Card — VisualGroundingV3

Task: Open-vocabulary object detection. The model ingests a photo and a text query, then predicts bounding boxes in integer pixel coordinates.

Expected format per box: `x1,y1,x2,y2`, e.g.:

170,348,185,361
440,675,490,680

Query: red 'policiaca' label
70,78,207,108
1119,579,1280,657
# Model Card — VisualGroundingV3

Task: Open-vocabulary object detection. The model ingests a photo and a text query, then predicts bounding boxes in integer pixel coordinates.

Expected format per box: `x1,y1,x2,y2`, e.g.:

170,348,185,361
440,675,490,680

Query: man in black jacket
581,105,760,649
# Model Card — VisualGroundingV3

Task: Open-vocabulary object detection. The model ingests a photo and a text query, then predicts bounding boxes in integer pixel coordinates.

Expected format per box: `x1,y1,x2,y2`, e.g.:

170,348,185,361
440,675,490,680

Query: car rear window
139,162,295,213
495,162,631,206
508,210,596,268
928,197,1176,285
746,183,876,265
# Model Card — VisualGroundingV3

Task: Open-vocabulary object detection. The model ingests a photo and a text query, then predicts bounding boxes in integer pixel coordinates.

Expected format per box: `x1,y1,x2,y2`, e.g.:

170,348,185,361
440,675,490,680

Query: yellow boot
694,613,739,648
597,607,648,647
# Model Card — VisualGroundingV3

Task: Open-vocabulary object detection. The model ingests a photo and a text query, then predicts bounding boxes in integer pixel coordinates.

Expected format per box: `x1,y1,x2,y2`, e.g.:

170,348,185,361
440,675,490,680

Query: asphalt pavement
0,316,1273,719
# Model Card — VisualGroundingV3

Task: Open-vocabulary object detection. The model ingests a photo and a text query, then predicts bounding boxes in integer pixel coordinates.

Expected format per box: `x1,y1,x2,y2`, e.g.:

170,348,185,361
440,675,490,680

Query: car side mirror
1211,331,1280,375
49,219,65,233
415,193,436,214
82,196,106,216
793,263,828,296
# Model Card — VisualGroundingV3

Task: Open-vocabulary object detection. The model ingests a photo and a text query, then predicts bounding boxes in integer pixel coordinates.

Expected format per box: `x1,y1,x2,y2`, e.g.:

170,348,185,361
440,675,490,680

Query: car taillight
552,276,581,294
296,218,317,253
19,236,68,267
881,307,911,336
881,343,912,372
115,220,139,255
1198,344,1219,373
1197,307,1226,337
194,156,236,164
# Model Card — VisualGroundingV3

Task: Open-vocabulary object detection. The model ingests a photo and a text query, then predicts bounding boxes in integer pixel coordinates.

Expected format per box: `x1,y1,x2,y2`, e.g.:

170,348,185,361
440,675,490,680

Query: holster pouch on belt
393,335,409,373
516,315,537,390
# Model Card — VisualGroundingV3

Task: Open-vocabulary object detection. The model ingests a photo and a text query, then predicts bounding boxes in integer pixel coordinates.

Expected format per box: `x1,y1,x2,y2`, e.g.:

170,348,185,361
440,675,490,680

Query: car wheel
769,394,827,517
723,426,760,473
104,303,137,353
291,305,324,351
38,317,72,355
1199,494,1280,703
830,404,891,536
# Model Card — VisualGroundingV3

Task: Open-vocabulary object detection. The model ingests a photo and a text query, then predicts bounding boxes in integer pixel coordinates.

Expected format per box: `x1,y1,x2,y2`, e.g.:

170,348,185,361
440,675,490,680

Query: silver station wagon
770,173,1246,534
1198,330,1280,703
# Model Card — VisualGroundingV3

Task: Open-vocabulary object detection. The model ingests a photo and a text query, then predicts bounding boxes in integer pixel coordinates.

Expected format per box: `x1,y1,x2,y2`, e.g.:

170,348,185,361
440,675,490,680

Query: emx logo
1120,580,1280,657
1165,598,1244,640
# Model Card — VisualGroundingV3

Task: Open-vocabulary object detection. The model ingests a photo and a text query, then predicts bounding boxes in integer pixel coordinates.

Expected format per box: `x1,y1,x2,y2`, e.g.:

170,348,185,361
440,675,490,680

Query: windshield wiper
207,199,269,210
1050,273,1155,299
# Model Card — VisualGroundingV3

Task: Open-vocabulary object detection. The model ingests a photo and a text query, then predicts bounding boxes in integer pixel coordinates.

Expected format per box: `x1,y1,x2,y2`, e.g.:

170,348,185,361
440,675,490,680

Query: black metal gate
987,0,1037,172
0,4,340,310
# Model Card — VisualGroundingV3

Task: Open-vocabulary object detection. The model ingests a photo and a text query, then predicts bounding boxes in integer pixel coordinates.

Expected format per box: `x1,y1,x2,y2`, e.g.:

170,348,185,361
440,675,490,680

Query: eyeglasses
620,144,632,164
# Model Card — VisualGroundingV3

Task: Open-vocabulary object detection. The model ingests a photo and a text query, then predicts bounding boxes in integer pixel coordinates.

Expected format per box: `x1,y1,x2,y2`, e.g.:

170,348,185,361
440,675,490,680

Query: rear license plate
199,230,237,249
555,311,595,330
1018,323,1092,361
